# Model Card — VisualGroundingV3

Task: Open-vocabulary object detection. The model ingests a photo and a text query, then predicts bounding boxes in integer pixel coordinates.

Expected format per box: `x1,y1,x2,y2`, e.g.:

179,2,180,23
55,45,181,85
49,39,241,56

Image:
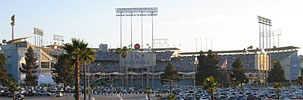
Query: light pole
52,72,58,100
193,57,197,100
88,64,91,100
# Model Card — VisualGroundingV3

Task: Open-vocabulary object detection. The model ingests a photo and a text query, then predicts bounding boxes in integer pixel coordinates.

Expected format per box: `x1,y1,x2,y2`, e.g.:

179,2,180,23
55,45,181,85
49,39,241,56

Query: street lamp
51,72,58,100
192,56,197,99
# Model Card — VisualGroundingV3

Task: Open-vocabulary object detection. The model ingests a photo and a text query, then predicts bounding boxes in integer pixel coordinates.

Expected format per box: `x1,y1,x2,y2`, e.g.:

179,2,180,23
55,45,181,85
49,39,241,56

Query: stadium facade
88,44,301,88
1,39,301,87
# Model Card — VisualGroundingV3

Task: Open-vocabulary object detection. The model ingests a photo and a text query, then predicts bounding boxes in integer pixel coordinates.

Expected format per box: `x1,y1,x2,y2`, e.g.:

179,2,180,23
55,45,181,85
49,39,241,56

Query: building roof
6,37,30,44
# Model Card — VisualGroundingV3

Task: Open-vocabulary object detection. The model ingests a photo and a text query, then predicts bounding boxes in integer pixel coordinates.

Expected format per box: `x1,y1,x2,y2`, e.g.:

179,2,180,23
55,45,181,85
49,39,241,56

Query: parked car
8,92,24,100
37,90,51,96
25,90,35,96
56,92,63,97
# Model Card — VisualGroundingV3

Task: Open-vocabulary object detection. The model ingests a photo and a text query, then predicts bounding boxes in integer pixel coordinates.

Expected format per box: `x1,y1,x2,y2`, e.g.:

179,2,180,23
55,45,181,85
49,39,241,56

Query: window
7,56,12,58
18,42,27,48
41,62,49,68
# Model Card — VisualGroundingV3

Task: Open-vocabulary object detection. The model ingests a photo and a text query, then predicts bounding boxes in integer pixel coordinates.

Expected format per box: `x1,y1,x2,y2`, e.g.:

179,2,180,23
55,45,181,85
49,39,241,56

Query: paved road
0,94,157,100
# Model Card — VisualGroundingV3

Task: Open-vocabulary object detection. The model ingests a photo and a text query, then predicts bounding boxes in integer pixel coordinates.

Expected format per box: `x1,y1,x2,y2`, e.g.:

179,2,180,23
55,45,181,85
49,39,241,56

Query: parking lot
0,94,155,100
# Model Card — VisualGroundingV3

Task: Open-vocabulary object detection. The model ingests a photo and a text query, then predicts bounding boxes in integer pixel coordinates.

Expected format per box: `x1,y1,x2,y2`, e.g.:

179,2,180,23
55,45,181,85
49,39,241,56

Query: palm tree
116,48,123,87
62,38,90,100
203,76,220,100
81,47,95,100
274,82,283,99
147,87,152,100
116,46,128,88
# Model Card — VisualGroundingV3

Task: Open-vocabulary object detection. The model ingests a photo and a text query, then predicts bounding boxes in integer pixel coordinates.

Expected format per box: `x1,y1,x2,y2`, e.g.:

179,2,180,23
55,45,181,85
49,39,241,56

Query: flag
221,59,227,69
11,15,15,25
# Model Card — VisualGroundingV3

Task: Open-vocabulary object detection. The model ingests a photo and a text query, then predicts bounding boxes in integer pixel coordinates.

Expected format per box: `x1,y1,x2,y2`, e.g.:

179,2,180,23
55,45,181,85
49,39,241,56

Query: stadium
1,38,300,88
86,43,301,88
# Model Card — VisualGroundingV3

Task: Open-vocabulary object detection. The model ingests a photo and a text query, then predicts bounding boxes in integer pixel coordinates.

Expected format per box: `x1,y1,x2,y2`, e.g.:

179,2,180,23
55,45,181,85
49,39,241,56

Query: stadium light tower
257,16,272,49
116,7,158,88
257,16,272,85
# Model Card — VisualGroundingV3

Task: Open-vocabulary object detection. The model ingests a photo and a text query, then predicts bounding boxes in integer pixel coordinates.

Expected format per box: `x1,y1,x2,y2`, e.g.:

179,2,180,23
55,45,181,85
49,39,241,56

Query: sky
1,0,303,54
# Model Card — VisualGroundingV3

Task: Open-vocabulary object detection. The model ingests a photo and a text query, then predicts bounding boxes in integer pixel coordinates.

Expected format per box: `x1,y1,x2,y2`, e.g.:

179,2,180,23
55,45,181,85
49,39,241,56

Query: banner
120,51,156,68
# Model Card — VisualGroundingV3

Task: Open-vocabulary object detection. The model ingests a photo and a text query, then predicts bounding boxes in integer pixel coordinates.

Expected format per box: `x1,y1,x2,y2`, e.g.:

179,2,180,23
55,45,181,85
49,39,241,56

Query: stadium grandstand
86,44,301,88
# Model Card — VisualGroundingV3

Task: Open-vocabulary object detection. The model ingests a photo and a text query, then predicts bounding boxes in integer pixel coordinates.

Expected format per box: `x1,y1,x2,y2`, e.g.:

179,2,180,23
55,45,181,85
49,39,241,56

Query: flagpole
221,69,223,88
221,58,227,88
220,58,228,88
11,15,15,40
225,59,228,87
12,25,14,40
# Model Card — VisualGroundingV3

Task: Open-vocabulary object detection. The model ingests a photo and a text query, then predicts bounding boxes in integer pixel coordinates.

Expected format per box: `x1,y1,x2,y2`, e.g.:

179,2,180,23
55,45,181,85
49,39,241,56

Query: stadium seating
89,50,298,74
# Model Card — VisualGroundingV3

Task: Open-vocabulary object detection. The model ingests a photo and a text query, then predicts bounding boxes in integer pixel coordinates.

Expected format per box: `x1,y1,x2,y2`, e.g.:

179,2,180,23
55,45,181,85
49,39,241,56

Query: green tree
52,55,74,91
0,53,8,85
267,60,286,83
230,58,248,87
160,63,179,93
297,76,303,87
62,38,91,100
196,50,219,85
6,78,19,100
203,76,220,100
296,68,303,87
274,82,284,99
19,46,39,86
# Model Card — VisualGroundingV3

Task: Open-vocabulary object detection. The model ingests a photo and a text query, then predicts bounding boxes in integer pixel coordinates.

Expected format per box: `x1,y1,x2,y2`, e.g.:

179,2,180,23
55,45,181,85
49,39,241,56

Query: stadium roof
6,37,30,44
152,47,180,51
179,46,299,55
107,47,180,51
45,44,64,48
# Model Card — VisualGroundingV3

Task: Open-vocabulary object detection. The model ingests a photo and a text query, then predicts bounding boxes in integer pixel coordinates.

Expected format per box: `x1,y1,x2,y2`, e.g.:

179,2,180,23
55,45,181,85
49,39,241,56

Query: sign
34,27,44,36
120,51,156,68
134,44,140,49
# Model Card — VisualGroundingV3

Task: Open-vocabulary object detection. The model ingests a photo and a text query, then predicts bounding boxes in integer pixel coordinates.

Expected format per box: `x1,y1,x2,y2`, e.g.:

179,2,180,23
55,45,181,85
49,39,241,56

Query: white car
56,92,63,97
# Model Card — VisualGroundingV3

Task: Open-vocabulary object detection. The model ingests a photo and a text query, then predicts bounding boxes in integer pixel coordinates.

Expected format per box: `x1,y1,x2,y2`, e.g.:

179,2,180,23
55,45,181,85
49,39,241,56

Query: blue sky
1,0,303,54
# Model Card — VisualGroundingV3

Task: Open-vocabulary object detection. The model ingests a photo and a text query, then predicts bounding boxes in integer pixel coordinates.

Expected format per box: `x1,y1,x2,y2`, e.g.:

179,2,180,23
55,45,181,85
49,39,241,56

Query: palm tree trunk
211,90,214,100
13,91,15,100
148,94,150,100
170,81,172,94
75,57,80,100
84,63,87,100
